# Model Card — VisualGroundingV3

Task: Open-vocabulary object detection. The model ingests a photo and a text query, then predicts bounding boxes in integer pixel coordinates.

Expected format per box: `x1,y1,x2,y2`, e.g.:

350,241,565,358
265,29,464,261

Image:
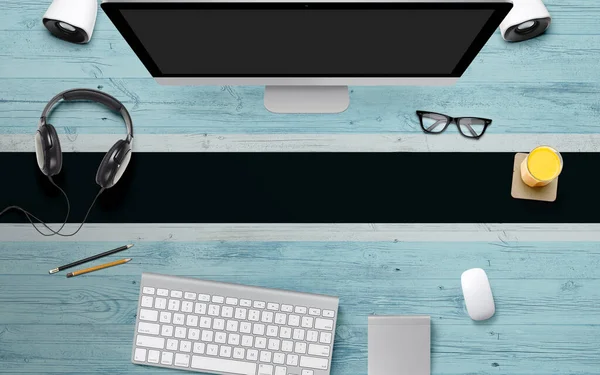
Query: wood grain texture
0,241,599,375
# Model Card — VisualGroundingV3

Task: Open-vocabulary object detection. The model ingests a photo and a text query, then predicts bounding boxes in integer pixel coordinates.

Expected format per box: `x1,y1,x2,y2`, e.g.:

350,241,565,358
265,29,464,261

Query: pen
49,244,134,274
67,258,132,278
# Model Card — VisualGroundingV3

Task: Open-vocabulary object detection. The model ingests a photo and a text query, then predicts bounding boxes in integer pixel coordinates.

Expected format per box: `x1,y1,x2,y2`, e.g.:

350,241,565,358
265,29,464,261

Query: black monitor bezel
102,2,512,78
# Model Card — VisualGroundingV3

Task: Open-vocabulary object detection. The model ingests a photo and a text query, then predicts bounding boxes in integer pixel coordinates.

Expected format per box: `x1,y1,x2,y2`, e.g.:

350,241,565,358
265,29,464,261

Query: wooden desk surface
1,0,600,374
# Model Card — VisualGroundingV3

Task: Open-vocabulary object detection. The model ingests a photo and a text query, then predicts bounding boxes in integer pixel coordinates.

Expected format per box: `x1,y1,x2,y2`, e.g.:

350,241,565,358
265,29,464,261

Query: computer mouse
461,268,495,321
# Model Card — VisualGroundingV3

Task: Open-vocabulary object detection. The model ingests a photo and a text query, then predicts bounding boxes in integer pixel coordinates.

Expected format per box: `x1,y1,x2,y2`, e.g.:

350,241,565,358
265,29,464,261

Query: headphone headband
40,88,134,141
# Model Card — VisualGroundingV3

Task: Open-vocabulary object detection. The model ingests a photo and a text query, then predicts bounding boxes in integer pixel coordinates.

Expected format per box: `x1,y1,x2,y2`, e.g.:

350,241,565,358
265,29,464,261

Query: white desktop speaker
500,0,551,42
43,0,98,44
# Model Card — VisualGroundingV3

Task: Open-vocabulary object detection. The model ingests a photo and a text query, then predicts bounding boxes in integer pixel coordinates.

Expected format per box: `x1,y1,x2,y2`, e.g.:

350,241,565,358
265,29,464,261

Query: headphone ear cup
96,140,131,189
35,124,62,176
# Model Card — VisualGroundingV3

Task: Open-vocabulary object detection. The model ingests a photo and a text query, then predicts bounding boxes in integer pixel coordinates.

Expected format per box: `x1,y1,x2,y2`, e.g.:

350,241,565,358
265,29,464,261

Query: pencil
66,258,132,278
49,244,134,274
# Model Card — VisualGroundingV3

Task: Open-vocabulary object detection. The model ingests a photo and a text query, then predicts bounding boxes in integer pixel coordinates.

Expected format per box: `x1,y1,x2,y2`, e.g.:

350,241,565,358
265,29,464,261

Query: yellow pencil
66,258,132,278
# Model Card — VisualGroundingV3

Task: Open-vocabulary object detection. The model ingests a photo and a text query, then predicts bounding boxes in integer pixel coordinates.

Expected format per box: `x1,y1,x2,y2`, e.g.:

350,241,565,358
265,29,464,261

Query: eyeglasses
416,111,492,139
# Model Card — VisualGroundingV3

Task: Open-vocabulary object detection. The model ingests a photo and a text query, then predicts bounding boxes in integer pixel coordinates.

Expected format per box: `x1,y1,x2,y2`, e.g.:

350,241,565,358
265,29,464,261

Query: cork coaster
511,153,558,202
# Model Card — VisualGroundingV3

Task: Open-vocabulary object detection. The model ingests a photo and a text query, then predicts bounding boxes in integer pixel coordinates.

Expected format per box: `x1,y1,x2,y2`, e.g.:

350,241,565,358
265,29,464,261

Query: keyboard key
154,297,167,309
319,332,332,344
275,366,287,375
222,306,234,318
241,335,253,347
302,317,314,328
137,322,160,335
171,290,183,298
148,349,160,363
156,288,168,296
293,329,305,341
220,345,232,358
212,296,225,304
267,303,279,311
215,332,227,344
134,348,146,362
139,309,158,322
193,342,205,354
247,349,258,361
168,300,180,311
159,311,172,323
200,317,212,328
184,292,196,300
281,305,293,313
302,370,314,375
308,344,330,357
188,328,200,340
181,301,193,313
266,325,278,337
235,308,247,320
195,303,207,315
174,353,190,367
309,308,320,316
306,330,318,342
258,364,273,375
143,287,155,295
314,318,333,331
322,310,335,318
253,324,265,336
226,320,239,332
228,333,240,346
141,296,153,308
275,313,287,325
206,344,218,356
288,315,300,327
186,315,198,327
281,341,293,352
280,327,292,339
136,335,165,349
198,294,210,302
161,325,173,337
240,322,252,334
167,339,178,351
261,311,274,323
268,339,280,351
233,347,245,359
175,326,187,338
260,351,272,363
294,342,307,354
248,310,260,321
240,299,252,307
286,354,298,366
191,355,257,375
208,305,220,316
161,351,173,365
300,356,328,370
295,306,307,314
213,318,225,331
201,330,214,342
273,353,285,365
226,297,238,305
254,301,266,309
255,337,267,349
180,341,192,353
173,313,185,325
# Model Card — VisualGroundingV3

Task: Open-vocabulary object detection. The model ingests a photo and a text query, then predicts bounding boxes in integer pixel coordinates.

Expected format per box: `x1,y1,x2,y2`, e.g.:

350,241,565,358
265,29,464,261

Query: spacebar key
191,355,257,375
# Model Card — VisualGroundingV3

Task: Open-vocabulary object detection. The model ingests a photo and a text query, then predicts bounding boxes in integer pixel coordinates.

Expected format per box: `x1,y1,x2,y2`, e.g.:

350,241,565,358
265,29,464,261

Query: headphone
36,88,134,189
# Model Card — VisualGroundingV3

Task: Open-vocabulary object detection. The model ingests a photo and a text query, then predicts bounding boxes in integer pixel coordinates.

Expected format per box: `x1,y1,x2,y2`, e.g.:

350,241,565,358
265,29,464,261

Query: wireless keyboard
132,273,339,375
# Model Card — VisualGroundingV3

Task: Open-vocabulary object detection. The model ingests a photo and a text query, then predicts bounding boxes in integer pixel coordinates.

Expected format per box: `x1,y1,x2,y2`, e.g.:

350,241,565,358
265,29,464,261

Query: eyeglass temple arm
426,119,446,131
463,123,479,137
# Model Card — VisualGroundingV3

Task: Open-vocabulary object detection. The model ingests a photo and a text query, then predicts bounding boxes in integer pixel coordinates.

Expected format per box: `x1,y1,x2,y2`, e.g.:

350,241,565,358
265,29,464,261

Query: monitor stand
264,86,350,114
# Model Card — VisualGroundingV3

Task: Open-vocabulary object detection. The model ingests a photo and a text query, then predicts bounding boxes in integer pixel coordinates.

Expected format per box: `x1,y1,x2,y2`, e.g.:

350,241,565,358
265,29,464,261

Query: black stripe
1,152,598,223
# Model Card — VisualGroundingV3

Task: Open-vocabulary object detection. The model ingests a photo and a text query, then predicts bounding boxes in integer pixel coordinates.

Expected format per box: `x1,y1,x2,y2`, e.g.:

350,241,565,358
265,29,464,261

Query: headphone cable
0,177,105,237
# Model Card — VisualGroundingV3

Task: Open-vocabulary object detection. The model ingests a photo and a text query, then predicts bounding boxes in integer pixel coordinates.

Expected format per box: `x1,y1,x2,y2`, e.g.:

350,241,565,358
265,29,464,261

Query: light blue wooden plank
1,79,599,134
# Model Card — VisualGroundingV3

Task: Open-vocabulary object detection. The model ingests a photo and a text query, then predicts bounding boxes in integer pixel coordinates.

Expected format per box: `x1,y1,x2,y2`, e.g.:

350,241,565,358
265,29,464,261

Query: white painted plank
2,133,600,152
2,223,600,242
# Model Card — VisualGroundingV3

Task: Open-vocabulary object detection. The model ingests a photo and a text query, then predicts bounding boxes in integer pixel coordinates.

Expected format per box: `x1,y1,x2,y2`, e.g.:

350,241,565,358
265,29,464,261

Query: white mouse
461,268,495,321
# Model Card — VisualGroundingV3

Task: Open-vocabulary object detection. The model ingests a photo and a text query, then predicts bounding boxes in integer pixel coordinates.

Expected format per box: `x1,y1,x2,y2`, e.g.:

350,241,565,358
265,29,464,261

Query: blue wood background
2,0,600,374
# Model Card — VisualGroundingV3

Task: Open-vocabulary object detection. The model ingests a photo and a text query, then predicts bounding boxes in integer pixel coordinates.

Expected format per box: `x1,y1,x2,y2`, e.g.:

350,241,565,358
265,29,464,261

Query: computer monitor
102,0,512,113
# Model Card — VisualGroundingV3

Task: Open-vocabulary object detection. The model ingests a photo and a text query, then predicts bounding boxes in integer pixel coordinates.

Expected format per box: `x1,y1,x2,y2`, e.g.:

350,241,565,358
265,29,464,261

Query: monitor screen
103,2,512,78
